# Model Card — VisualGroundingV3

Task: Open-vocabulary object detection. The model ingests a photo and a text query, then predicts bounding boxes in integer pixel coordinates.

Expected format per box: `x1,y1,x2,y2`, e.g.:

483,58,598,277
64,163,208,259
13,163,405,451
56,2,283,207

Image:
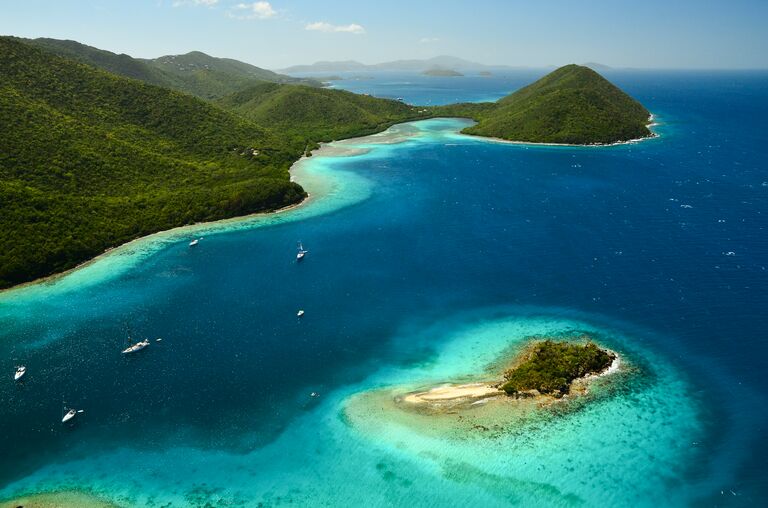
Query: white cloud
305,21,365,34
419,37,440,44
231,1,277,19
173,0,219,6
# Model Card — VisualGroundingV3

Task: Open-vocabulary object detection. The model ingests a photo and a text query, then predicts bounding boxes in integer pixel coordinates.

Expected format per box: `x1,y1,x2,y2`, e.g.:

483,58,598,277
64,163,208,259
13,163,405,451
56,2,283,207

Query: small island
479,71,493,77
500,340,616,397
402,338,618,409
422,68,464,77
345,336,623,439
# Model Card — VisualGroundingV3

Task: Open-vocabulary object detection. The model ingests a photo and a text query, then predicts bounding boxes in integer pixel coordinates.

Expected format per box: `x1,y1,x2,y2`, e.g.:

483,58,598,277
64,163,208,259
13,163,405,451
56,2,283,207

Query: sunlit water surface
1,70,767,507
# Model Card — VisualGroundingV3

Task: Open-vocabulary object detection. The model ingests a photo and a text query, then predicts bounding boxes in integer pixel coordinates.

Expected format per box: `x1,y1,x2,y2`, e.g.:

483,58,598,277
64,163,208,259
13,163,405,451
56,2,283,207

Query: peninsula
443,64,653,144
0,36,652,289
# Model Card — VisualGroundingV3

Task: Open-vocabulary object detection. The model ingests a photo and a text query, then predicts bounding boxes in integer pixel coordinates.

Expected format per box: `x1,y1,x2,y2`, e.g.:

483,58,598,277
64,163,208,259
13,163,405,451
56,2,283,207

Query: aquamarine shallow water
1,71,767,506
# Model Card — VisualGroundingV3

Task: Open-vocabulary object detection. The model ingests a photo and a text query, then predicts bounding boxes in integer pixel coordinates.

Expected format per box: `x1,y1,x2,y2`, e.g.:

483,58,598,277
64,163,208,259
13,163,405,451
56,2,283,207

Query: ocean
1,69,766,507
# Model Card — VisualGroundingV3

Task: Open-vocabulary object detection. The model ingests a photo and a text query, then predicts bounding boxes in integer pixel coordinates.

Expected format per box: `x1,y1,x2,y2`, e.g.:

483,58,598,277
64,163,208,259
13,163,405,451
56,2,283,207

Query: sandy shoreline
0,490,120,508
402,383,503,403
401,349,622,407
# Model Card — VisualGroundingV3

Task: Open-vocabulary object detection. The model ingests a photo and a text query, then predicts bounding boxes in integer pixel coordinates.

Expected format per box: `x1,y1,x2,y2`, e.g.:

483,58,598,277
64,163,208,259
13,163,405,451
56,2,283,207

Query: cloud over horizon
172,0,219,7
230,1,277,20
305,21,365,34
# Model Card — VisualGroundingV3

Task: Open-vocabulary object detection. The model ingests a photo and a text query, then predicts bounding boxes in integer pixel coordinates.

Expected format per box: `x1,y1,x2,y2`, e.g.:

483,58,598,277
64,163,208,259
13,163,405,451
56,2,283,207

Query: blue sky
1,0,767,69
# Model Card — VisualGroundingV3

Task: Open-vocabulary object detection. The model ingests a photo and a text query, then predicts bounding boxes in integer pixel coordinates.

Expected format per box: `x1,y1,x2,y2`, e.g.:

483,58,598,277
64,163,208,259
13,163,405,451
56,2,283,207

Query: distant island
479,71,493,77
0,35,653,289
279,55,504,74
422,68,464,77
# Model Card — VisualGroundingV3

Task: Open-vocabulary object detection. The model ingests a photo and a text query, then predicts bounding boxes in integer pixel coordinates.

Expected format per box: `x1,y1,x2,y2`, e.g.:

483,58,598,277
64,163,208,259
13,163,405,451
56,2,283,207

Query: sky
1,0,767,70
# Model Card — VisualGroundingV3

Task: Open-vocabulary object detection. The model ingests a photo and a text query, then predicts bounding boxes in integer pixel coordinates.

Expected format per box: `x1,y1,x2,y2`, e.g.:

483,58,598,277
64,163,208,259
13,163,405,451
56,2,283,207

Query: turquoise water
2,72,767,506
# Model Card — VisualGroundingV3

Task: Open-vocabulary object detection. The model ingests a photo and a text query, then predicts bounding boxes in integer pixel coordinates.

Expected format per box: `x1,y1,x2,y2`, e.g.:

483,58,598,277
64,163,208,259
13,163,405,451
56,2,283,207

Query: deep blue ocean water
1,70,767,506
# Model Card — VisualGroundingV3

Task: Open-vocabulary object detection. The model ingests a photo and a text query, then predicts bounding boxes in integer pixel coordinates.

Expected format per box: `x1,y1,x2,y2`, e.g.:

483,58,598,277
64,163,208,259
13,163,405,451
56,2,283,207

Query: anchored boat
122,339,150,354
14,365,26,381
296,242,308,261
62,407,83,423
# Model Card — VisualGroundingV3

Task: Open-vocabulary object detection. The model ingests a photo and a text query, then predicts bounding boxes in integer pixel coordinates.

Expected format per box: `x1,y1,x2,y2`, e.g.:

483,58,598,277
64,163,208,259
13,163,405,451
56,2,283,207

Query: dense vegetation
0,38,652,290
26,38,320,100
500,340,615,396
0,37,305,288
444,64,652,144
217,82,431,147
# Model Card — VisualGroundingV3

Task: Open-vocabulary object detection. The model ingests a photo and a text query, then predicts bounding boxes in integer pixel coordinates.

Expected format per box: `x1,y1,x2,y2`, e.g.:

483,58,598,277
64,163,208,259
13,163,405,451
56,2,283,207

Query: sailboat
122,338,150,354
189,237,202,247
296,242,308,261
14,365,26,381
62,406,84,423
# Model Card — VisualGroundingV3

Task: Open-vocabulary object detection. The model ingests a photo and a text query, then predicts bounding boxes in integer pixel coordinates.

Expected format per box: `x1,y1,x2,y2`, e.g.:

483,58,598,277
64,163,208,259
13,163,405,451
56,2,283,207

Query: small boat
122,339,150,354
296,242,308,261
14,366,26,381
62,408,83,423
310,392,320,398
297,310,305,317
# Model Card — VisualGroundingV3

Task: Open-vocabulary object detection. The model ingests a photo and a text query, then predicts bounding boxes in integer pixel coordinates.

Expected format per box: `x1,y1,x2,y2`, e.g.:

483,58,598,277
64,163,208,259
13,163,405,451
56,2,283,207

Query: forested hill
26,38,320,100
458,64,652,144
0,37,305,288
217,82,429,145
0,38,653,289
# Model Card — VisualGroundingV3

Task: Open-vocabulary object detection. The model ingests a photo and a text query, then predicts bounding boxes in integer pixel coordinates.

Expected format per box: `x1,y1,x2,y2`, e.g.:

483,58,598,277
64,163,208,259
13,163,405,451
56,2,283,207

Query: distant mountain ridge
280,55,511,74
25,38,321,99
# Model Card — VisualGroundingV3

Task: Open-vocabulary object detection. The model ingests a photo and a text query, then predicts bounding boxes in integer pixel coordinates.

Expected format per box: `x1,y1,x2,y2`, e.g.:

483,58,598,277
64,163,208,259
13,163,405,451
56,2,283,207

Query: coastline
0,195,311,298
0,119,430,302
399,347,622,408
0,490,120,508
458,114,659,148
0,114,659,300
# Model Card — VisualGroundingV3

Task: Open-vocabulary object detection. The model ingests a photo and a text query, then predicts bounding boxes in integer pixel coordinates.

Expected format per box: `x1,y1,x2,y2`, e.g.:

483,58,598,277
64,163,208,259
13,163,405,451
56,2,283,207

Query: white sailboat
62,406,84,423
122,338,150,354
297,310,305,317
14,365,26,381
296,242,308,261
189,237,202,247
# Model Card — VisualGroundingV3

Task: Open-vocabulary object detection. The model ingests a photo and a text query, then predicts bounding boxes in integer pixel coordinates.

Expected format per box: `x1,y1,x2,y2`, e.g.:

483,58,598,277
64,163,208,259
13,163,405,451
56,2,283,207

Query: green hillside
0,39,653,290
0,37,304,288
26,38,320,100
144,51,321,99
457,64,652,144
217,82,430,146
